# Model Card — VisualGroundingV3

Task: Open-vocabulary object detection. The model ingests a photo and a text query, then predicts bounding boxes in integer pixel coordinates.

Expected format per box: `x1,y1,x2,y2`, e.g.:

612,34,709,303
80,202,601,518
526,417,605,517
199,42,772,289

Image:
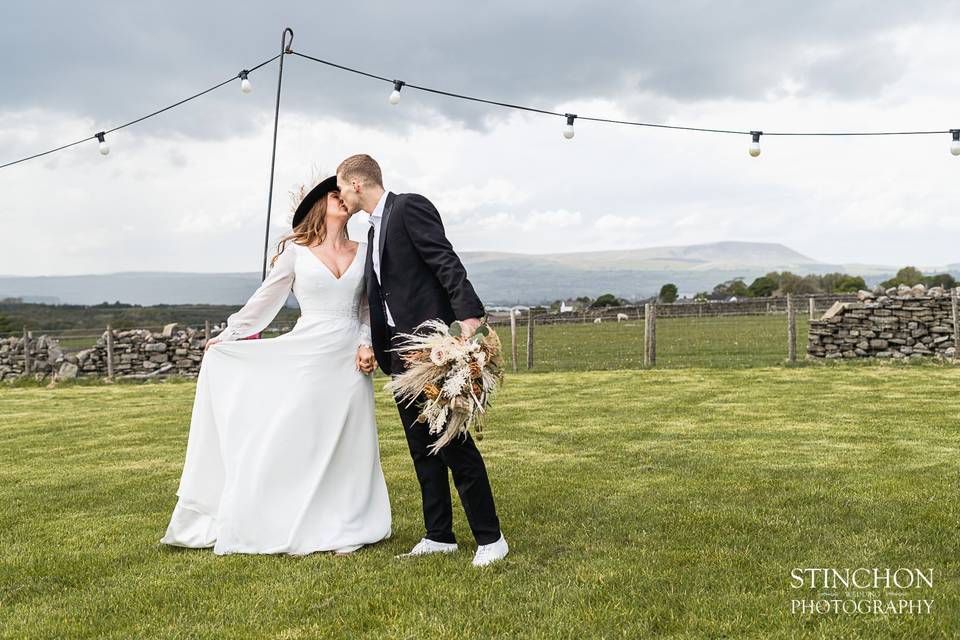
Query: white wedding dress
160,240,392,555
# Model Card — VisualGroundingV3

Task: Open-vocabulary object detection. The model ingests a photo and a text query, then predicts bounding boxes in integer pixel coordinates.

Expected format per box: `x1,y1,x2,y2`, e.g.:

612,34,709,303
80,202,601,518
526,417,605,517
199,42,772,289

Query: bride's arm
217,243,297,342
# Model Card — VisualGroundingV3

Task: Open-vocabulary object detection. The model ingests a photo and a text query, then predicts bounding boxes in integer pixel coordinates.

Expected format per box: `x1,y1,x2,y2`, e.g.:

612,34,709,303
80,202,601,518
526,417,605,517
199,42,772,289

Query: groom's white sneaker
395,537,458,558
472,534,509,567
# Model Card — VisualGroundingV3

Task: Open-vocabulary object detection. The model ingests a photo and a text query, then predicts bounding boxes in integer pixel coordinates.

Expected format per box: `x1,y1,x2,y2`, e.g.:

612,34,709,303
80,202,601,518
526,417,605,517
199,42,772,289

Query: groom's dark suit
365,191,501,546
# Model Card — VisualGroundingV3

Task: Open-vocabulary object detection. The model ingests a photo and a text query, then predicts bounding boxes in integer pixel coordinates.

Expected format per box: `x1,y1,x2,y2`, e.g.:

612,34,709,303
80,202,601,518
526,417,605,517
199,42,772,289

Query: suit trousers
388,327,502,545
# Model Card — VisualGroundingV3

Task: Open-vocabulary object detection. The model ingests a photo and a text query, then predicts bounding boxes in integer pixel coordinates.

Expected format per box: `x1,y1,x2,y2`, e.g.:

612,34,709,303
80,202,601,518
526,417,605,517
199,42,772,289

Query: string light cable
2,43,958,170
0,53,280,170
288,48,957,156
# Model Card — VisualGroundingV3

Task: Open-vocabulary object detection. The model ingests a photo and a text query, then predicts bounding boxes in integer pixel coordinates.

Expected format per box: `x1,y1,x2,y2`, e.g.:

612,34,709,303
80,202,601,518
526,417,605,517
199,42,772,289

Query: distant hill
1,272,276,307
466,240,820,270
1,241,956,306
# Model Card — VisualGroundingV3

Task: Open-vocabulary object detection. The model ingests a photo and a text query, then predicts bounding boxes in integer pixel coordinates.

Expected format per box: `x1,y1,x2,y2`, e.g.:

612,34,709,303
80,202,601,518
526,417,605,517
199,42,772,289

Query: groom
337,154,508,567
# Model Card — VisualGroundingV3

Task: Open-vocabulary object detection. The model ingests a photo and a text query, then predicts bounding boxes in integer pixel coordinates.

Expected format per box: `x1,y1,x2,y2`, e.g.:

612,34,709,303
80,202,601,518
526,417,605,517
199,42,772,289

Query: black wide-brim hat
291,175,339,228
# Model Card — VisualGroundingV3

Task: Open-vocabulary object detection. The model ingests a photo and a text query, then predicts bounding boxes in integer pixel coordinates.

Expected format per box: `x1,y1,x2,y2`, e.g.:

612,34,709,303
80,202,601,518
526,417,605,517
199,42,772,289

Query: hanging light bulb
239,70,252,94
95,132,109,156
749,131,762,157
389,80,404,106
563,114,577,140
951,130,960,156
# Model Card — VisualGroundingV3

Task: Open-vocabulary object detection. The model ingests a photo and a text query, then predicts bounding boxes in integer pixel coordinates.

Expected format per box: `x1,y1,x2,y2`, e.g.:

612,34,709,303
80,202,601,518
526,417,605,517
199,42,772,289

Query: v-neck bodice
291,241,366,319
303,243,361,281
216,240,372,344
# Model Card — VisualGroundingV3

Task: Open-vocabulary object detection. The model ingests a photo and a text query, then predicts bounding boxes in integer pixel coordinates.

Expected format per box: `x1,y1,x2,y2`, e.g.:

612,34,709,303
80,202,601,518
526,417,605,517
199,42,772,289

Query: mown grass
1,366,957,638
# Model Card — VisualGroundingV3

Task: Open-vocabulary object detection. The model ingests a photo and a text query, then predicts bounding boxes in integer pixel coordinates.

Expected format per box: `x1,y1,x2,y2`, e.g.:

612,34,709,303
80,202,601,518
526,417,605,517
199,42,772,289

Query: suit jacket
365,192,485,375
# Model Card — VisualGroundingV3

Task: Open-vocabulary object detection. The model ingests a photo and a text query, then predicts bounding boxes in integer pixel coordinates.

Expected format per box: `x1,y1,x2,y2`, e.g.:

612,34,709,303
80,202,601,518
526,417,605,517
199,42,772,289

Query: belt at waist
299,307,359,320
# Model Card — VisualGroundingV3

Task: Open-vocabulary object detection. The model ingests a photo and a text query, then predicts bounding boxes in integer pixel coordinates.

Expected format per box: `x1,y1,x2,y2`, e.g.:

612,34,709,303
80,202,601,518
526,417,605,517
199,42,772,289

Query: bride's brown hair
269,177,349,268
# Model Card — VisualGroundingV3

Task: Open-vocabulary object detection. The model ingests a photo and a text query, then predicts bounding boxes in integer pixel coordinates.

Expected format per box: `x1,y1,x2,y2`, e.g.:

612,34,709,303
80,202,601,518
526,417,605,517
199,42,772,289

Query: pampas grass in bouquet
384,319,505,454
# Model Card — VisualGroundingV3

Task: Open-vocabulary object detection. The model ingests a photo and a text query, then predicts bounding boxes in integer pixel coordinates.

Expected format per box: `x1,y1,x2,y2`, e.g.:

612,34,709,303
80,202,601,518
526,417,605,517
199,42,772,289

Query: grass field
1,366,957,638
498,314,812,371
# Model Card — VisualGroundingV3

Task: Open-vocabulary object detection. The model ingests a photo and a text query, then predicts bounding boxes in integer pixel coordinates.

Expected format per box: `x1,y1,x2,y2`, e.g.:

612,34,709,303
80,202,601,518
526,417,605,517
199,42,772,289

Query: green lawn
1,367,957,638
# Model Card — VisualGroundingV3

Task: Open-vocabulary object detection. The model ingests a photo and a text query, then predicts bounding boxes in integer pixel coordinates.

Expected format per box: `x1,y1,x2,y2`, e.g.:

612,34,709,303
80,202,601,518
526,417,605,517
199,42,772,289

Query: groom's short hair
337,154,383,188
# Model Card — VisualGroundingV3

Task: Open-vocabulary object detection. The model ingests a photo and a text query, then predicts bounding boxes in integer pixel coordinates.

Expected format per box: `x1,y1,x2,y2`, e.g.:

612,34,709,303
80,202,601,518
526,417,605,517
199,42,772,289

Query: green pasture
1,365,957,638
497,314,810,371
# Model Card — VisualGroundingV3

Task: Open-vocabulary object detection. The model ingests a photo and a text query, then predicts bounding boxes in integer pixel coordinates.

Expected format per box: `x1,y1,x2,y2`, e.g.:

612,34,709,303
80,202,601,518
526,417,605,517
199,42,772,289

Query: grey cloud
1,1,957,143
167,149,188,168
795,39,909,98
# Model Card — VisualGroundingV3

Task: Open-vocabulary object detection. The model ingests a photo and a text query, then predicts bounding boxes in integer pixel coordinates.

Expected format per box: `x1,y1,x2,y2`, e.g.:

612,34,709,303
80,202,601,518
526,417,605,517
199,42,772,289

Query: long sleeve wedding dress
160,240,391,555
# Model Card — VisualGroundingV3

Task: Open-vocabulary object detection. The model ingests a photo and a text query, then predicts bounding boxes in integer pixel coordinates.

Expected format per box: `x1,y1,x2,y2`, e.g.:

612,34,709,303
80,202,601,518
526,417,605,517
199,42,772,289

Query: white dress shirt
367,190,395,327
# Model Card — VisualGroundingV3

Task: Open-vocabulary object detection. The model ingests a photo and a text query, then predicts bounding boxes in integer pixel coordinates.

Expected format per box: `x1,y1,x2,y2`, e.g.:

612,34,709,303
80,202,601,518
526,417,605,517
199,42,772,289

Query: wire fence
479,293,857,371
486,312,806,371
10,293,945,374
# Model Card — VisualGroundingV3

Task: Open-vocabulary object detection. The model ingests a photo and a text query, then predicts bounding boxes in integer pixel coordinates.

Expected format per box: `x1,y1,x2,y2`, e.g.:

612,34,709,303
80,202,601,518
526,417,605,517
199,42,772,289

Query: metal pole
261,27,295,281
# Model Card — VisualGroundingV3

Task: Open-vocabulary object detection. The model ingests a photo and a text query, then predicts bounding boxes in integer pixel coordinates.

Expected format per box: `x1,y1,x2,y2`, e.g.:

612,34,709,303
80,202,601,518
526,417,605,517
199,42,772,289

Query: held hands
356,345,377,375
204,337,222,352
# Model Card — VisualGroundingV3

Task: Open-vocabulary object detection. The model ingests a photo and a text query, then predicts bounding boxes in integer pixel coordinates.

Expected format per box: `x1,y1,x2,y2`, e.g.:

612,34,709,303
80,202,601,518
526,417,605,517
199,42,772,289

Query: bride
160,175,392,556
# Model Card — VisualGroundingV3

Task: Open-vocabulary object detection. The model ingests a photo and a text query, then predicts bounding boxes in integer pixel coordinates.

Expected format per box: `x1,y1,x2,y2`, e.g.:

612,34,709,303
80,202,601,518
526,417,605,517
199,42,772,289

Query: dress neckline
302,241,362,281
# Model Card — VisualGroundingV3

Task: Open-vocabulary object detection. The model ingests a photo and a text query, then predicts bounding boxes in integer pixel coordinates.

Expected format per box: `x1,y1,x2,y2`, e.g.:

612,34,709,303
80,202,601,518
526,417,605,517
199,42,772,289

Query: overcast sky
2,1,959,276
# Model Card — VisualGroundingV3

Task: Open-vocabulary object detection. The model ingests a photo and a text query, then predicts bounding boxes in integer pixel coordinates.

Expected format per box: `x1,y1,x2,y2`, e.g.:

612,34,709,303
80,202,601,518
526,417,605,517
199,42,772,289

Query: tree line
544,266,957,309
690,266,955,303
0,298,301,334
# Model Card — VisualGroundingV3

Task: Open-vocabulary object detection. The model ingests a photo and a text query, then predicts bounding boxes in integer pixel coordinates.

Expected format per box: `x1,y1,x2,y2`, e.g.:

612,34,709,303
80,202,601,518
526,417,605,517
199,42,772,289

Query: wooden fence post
204,319,211,342
105,324,115,379
644,303,657,366
649,302,657,366
526,311,534,370
787,293,797,363
22,326,31,377
808,297,816,321
952,288,959,361
510,309,518,373
643,304,649,366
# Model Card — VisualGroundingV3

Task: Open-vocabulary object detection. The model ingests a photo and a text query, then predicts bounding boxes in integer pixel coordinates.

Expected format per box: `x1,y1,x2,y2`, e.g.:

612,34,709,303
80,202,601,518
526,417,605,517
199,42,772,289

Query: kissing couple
160,154,508,567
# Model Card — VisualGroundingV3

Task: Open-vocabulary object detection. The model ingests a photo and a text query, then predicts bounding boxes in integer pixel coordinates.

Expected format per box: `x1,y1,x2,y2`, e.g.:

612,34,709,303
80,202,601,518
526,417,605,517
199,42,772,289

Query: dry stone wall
0,323,225,382
807,285,959,360
0,334,65,381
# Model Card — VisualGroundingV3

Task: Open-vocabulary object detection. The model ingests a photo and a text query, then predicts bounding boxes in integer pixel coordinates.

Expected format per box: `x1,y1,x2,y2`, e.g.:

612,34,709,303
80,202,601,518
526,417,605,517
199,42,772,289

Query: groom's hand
460,317,482,337
356,346,377,375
